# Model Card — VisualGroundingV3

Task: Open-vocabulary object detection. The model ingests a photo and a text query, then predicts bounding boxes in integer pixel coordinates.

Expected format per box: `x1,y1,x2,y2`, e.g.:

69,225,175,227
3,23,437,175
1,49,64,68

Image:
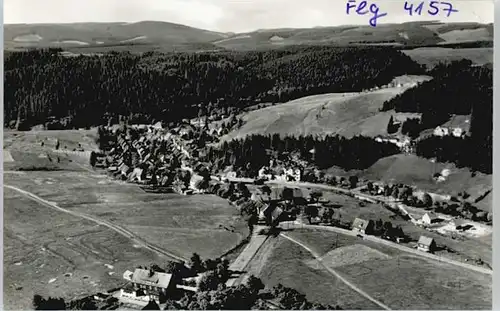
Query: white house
434,126,450,136
452,127,464,137
421,212,440,225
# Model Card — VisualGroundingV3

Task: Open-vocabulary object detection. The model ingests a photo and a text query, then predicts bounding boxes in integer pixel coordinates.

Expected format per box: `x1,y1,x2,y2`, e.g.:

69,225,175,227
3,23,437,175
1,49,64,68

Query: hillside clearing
223,76,431,140
402,47,493,68
361,154,492,209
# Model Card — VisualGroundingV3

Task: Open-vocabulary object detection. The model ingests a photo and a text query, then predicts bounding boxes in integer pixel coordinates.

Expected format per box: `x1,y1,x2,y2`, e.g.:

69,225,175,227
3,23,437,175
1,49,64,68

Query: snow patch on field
309,244,391,269
213,35,251,44
52,40,90,46
399,32,409,40
434,221,492,238
3,150,14,162
13,34,43,42
120,36,147,43
270,35,285,41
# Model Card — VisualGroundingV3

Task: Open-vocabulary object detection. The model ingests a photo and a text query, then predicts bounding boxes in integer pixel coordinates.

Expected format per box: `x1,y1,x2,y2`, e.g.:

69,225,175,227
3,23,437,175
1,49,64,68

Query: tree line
5,46,423,129
204,134,401,177
380,60,492,174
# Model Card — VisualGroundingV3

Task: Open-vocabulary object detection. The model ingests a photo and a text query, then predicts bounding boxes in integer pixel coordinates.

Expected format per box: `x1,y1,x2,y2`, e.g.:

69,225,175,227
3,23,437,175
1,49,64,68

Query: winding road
4,184,186,262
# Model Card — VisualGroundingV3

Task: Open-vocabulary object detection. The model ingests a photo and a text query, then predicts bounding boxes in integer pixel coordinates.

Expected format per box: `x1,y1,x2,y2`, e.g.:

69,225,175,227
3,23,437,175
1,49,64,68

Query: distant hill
4,21,493,53
4,21,229,52
212,22,493,50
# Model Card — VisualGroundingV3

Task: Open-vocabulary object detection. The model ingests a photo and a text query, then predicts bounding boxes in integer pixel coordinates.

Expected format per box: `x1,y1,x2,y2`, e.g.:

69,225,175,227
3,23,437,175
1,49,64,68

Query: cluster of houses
433,126,466,138
93,123,210,195
375,135,413,153
257,165,302,182
351,217,437,252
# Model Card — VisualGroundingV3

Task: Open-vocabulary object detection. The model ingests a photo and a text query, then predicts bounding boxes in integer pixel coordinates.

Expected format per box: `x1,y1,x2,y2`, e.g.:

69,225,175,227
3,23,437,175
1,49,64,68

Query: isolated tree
190,253,203,273
245,275,265,294
366,181,374,193
258,185,270,195
348,176,359,189
321,207,335,224
305,205,319,224
391,187,400,199
310,190,323,203
282,187,294,202
422,193,433,208
198,271,221,292
387,115,395,134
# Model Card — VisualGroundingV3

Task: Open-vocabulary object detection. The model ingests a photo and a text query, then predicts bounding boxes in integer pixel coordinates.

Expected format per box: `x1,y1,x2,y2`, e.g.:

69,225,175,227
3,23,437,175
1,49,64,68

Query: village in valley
2,8,494,311
18,109,490,310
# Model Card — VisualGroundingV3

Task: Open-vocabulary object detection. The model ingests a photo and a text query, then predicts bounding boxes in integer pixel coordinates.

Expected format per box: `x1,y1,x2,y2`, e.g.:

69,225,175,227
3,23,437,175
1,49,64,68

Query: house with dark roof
258,203,284,226
351,218,374,235
128,269,176,298
417,236,436,253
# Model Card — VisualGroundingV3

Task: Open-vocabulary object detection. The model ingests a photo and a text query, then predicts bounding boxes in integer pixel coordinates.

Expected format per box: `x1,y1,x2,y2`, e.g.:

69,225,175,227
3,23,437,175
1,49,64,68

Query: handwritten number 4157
404,1,458,17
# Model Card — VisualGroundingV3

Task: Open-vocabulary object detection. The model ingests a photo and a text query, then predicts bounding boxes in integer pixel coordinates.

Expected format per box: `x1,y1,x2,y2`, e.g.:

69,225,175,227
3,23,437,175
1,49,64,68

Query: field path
280,233,392,310
226,225,269,287
4,184,186,262
281,222,492,275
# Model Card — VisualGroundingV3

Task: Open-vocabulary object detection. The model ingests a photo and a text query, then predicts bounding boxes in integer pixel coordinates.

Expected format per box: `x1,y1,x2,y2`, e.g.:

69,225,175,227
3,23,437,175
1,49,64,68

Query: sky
4,0,494,33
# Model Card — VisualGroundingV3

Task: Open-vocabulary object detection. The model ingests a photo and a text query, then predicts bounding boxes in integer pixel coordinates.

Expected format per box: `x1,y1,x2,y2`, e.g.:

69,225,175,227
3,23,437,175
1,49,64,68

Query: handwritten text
346,0,459,27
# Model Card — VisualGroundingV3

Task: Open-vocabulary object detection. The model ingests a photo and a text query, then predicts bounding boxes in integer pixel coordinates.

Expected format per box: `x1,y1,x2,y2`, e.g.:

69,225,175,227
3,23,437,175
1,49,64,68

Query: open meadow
282,229,492,310
402,47,493,69
221,76,431,141
4,187,162,310
309,189,492,266
3,130,249,308
244,236,383,310
325,154,492,212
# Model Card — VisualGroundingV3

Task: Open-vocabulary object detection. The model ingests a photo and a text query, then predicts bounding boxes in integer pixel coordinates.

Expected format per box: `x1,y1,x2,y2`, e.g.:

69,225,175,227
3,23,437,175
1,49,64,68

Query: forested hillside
203,134,400,177
4,46,423,128
381,60,492,174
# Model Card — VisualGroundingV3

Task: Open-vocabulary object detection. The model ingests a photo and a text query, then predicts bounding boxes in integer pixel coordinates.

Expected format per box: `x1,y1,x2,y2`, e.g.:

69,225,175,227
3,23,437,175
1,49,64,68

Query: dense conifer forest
4,46,423,128
204,134,401,177
381,60,492,174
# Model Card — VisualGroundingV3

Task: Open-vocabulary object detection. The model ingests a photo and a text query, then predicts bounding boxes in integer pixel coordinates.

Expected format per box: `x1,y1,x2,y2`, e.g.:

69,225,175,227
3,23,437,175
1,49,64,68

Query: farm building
417,236,436,253
433,126,465,138
120,283,152,303
421,212,441,225
125,268,176,300
258,203,284,226
351,218,374,235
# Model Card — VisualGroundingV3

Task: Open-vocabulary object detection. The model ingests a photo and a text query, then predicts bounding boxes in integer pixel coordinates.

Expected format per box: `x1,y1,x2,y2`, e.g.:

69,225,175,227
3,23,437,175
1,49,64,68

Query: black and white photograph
2,0,494,310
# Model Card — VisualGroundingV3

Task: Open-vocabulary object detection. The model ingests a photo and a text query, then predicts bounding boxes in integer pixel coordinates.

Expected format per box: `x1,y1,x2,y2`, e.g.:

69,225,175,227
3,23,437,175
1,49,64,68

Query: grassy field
296,187,492,266
283,229,492,310
362,154,492,209
222,76,430,141
402,47,493,69
4,130,249,308
324,153,492,212
4,187,162,310
246,237,384,310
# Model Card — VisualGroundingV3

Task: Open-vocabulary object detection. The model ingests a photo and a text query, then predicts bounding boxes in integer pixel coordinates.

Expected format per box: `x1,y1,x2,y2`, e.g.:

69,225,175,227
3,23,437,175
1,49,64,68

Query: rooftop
131,269,173,289
417,236,434,246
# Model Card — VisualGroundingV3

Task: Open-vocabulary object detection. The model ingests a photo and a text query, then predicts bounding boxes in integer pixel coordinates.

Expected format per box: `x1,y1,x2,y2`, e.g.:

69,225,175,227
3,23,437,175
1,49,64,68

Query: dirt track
280,233,392,310
4,184,186,262
280,222,492,275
